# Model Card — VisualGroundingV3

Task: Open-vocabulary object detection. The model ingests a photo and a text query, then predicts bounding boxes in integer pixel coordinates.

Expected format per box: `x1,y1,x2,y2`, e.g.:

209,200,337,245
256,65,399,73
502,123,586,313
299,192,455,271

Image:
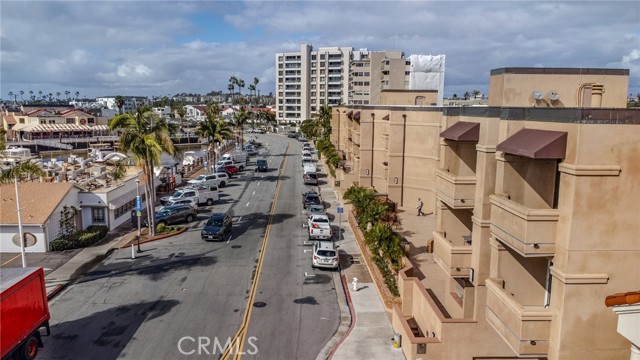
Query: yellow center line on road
220,142,289,360
1,253,22,267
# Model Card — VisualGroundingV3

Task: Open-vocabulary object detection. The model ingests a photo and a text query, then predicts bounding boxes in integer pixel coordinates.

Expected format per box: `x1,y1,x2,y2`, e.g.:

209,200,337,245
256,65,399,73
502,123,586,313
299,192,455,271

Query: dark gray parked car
145,204,197,227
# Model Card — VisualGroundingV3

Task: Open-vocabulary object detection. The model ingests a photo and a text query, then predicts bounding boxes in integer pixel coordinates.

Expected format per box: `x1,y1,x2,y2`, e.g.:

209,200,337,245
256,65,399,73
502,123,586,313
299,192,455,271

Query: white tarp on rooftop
409,54,446,107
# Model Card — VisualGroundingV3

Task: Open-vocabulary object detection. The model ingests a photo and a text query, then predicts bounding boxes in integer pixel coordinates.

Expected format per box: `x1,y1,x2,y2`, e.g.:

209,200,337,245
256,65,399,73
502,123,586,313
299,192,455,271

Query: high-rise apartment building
275,45,440,124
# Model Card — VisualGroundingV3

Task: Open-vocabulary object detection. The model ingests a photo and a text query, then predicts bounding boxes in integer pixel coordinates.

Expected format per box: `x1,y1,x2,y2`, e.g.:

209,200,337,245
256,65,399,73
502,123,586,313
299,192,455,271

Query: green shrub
50,225,109,251
50,239,75,251
156,223,168,233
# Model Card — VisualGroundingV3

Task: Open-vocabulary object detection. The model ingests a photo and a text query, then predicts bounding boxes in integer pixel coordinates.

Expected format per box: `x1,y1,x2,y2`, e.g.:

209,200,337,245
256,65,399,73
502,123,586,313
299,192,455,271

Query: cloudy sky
1,1,639,100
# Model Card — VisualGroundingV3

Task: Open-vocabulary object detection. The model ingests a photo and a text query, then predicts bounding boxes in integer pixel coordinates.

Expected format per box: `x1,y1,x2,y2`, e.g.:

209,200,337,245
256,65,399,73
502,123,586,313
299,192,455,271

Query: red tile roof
4,115,16,124
605,291,640,307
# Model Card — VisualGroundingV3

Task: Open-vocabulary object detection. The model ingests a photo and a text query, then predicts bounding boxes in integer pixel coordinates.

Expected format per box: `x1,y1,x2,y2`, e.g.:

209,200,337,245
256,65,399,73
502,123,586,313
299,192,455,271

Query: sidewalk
317,185,404,360
44,225,139,298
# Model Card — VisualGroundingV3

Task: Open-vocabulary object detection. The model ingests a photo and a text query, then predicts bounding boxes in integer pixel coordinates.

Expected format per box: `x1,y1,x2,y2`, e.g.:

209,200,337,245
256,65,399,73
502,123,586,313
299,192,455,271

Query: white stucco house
0,171,146,253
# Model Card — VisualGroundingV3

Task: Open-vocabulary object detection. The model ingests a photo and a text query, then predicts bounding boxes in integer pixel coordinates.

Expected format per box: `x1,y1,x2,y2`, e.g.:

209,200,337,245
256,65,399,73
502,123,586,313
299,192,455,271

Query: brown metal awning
353,111,360,120
440,121,480,142
382,114,390,120
497,128,567,159
346,110,353,117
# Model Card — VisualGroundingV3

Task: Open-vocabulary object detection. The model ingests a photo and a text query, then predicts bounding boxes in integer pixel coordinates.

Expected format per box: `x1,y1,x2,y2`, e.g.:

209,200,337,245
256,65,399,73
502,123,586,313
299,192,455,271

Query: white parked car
160,187,219,206
308,214,332,240
312,241,338,269
215,172,230,187
188,174,221,189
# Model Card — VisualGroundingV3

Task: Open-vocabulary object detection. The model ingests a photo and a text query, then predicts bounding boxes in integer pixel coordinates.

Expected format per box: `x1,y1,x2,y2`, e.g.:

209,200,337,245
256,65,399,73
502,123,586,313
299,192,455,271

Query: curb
326,275,357,360
118,226,188,249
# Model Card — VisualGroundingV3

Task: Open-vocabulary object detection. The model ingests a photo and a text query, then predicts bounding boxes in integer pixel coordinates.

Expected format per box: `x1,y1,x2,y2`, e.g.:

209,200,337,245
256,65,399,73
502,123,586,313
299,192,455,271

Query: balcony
435,169,476,209
351,129,360,145
486,279,552,357
432,231,472,277
489,195,559,257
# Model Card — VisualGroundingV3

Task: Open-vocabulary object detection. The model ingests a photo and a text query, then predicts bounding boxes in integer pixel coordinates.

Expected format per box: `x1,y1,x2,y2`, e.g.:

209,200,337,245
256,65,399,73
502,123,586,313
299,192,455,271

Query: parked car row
300,143,338,270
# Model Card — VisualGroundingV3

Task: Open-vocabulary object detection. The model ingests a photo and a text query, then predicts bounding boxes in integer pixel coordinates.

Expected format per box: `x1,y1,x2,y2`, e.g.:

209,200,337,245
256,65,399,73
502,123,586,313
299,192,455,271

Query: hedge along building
328,67,640,360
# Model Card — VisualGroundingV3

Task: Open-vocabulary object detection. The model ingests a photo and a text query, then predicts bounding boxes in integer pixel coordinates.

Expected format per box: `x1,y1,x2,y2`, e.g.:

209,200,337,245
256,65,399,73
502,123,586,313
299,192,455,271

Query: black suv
256,158,268,172
302,191,322,209
201,212,232,241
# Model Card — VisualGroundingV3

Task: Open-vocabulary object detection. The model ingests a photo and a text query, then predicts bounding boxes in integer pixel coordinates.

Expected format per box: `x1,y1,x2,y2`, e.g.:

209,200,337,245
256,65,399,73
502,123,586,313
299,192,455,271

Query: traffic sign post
337,205,344,243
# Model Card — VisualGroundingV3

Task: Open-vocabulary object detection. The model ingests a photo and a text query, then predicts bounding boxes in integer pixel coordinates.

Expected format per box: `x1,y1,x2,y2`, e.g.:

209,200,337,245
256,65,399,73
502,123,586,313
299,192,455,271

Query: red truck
1,267,50,360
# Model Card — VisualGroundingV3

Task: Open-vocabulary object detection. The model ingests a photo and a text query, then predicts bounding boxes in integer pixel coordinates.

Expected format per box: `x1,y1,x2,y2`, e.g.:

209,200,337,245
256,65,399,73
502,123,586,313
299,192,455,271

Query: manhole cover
231,245,242,249
253,302,267,308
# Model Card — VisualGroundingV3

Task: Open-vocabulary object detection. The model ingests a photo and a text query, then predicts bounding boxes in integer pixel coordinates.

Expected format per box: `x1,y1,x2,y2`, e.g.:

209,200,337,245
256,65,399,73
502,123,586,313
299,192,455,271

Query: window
92,207,106,223
312,63,316,68
88,118,95,124
311,55,317,60
311,84,316,90
405,71,410,75
49,120,55,124
320,54,325,60
19,118,25,124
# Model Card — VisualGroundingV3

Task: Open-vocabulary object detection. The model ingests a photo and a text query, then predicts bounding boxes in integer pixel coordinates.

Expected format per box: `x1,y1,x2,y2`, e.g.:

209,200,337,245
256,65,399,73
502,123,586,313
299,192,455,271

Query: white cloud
1,1,639,98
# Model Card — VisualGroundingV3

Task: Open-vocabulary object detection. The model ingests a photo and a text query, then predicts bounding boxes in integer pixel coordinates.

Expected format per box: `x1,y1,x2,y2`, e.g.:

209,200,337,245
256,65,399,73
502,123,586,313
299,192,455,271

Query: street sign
337,206,344,214
136,196,141,211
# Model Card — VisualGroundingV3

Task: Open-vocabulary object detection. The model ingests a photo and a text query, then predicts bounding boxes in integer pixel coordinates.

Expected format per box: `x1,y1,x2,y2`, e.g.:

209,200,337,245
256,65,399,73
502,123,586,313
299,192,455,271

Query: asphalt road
39,134,340,360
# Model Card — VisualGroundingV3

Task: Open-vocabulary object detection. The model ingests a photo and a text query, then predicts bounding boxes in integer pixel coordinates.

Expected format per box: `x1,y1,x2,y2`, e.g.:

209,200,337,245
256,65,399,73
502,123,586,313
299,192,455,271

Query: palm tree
231,107,250,148
48,93,53,102
8,91,14,103
114,95,125,115
55,92,61,101
253,77,259,92
109,105,177,235
463,91,471,100
227,84,234,101
195,103,232,170
229,76,238,100
176,106,186,121
311,104,332,141
74,91,80,100
109,160,127,185
38,91,43,102
65,90,71,100
28,91,34,102
237,79,245,96
19,90,24,102
472,90,480,99
248,84,256,104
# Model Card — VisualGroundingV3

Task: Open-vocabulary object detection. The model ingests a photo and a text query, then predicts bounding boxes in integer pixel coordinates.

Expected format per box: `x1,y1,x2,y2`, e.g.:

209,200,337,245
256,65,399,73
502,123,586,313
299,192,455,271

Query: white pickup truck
160,186,219,206
308,214,333,240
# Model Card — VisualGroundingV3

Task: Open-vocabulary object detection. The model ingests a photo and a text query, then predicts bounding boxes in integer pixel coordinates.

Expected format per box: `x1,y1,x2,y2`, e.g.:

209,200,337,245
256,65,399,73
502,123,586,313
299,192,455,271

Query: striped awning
21,123,96,132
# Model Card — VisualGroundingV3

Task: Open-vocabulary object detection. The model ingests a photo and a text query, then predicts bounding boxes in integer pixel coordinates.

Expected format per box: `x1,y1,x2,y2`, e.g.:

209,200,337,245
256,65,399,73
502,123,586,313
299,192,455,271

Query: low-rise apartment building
328,67,639,360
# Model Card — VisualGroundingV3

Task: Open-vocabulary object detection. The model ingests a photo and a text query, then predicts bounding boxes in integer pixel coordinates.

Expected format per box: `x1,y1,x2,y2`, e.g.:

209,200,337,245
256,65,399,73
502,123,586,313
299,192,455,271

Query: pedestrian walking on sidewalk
417,198,425,216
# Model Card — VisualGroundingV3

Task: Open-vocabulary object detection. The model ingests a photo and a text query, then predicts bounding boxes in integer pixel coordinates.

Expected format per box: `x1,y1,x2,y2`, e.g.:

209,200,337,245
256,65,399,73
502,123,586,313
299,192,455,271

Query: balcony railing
486,279,552,357
435,169,476,209
489,195,559,256
432,231,472,277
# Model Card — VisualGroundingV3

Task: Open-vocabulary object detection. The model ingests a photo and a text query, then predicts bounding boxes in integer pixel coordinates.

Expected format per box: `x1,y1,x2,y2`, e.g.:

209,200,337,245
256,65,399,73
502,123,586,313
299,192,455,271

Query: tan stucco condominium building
328,67,639,360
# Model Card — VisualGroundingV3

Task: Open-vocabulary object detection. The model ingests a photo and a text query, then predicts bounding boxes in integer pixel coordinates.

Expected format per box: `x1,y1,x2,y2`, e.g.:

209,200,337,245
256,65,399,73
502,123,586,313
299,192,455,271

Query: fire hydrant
352,277,358,291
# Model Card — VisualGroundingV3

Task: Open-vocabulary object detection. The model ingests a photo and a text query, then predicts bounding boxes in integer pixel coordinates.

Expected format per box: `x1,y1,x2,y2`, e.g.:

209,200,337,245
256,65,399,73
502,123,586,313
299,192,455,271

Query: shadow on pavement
42,300,180,360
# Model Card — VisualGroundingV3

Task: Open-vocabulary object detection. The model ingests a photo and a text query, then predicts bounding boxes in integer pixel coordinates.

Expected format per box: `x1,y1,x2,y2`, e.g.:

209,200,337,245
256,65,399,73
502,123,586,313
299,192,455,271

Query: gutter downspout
370,112,375,188
400,114,407,207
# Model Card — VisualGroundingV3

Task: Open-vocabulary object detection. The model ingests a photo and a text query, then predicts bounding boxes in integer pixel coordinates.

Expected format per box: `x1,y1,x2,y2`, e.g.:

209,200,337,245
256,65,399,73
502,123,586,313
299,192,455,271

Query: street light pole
136,179,142,253
15,177,26,267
